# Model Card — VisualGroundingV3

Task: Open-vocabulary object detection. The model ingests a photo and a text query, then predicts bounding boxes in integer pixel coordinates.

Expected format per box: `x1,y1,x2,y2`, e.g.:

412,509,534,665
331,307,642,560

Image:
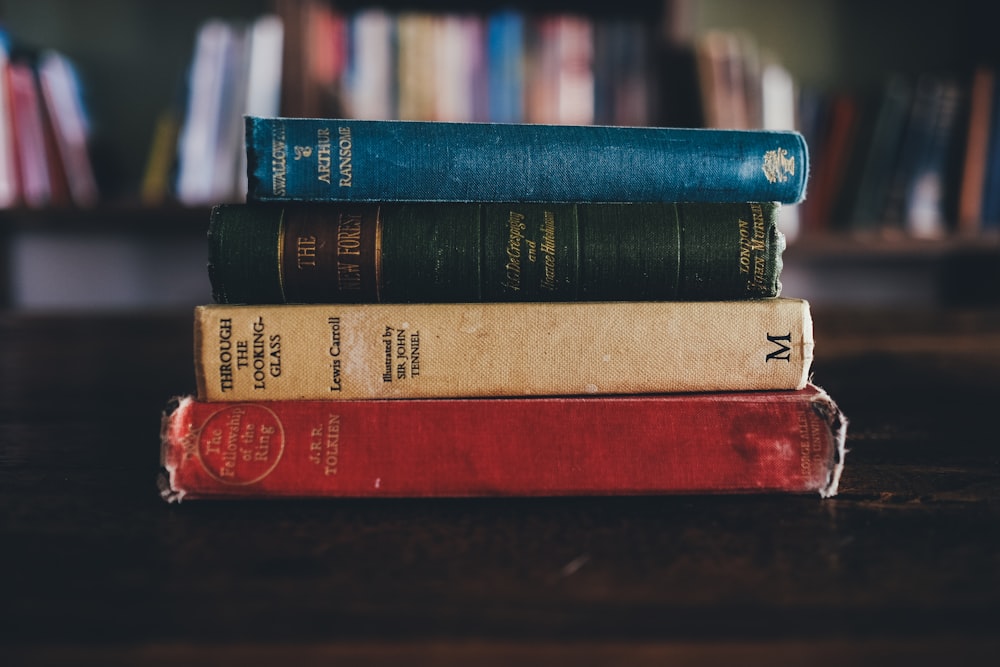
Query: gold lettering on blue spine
338,126,353,187
271,123,287,196
762,148,795,184
317,127,332,184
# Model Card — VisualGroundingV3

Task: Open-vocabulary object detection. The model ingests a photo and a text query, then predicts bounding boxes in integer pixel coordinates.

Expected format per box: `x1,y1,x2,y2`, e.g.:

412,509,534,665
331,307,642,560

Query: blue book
487,11,524,124
245,116,809,204
980,71,1000,229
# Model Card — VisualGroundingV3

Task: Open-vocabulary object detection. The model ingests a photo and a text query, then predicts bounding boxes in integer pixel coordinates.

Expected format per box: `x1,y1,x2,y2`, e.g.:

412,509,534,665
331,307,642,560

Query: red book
37,50,99,208
160,385,846,501
7,59,51,208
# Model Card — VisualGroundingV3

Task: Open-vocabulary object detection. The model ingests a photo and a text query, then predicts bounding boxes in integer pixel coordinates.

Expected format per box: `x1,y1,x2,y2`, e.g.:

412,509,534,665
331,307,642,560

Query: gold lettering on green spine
374,207,383,303
502,211,527,292
670,202,780,300
215,201,781,304
280,204,381,302
482,204,577,300
540,210,558,292
276,210,287,301
750,203,770,294
735,203,774,296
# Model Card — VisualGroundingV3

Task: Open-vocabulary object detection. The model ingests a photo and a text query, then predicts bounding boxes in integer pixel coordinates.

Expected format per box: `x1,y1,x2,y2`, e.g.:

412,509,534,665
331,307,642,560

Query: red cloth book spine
160,384,846,501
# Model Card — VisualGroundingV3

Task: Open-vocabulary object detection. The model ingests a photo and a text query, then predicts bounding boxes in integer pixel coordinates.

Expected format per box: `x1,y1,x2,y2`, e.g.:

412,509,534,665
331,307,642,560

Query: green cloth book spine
209,201,784,304
245,116,809,204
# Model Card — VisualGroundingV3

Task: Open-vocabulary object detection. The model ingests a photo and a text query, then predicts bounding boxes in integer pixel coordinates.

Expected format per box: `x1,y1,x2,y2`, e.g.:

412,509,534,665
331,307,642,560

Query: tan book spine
194,299,814,401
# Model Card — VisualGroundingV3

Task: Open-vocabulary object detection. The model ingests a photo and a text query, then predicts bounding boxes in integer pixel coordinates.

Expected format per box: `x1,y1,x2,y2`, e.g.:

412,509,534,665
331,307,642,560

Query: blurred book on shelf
957,66,994,235
277,0,346,120
36,50,100,208
0,30,99,210
173,14,284,206
525,14,595,125
5,50,52,208
803,71,976,240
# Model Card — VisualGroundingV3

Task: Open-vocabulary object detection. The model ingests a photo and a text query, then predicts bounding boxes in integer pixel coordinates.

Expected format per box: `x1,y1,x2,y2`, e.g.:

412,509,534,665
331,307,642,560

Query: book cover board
193,299,813,401
208,201,785,304
161,384,847,501
245,116,809,204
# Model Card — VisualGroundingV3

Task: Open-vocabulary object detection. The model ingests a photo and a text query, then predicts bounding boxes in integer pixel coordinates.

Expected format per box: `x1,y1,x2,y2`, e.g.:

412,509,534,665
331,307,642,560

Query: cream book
193,299,813,401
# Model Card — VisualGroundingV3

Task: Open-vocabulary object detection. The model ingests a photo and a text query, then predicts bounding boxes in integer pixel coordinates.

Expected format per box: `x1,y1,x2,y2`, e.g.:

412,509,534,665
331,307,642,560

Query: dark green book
209,201,784,304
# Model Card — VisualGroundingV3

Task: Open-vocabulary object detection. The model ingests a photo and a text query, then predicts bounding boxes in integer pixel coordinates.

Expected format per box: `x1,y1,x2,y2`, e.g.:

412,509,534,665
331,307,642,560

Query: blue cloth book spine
246,116,809,204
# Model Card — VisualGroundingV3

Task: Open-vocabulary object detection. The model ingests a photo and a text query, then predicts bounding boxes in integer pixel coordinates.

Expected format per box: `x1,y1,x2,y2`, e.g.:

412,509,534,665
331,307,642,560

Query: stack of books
159,117,846,501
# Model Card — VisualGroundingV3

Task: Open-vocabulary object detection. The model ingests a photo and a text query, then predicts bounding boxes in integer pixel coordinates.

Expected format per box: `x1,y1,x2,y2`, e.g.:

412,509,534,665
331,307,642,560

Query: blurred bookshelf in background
1,0,998,310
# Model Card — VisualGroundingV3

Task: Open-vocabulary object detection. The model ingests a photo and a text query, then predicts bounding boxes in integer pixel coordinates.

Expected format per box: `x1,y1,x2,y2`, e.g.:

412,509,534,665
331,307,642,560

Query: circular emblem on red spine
196,404,285,485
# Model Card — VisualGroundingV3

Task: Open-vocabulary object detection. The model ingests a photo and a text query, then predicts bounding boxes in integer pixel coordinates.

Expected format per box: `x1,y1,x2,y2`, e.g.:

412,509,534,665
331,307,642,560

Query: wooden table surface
2,306,999,665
